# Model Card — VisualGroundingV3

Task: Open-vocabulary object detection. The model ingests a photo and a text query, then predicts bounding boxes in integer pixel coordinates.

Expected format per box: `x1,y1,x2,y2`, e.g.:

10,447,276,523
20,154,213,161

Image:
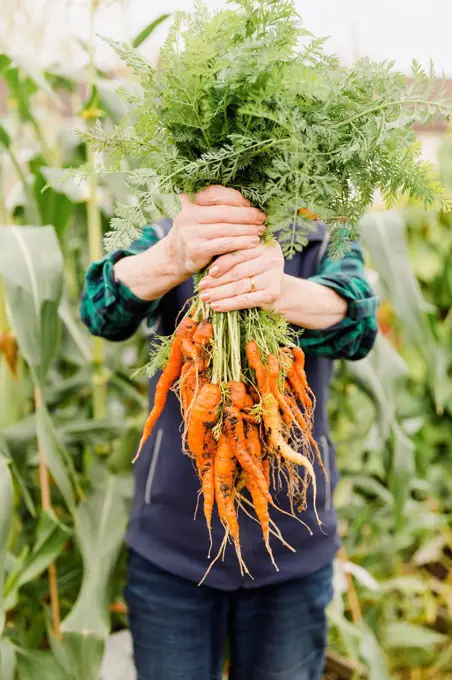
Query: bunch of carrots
135,311,325,579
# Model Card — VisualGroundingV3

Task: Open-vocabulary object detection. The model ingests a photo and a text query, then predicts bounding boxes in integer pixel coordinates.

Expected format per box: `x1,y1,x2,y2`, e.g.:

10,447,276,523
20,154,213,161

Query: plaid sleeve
299,242,379,360
80,225,161,342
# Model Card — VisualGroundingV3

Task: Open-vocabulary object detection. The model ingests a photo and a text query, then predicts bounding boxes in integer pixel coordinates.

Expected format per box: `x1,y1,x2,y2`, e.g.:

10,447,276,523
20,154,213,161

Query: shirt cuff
308,274,379,322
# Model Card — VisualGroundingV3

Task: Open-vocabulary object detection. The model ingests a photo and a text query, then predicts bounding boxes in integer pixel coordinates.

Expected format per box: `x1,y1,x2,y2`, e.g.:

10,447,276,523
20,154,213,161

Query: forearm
273,274,348,330
113,234,186,302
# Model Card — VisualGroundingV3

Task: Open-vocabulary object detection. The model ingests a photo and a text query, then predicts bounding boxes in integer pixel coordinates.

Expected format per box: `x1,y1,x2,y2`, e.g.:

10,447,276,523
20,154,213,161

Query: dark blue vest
126,222,340,590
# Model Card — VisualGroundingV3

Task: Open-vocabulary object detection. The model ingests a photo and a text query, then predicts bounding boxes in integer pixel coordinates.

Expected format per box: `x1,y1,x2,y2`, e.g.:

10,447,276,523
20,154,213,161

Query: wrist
143,232,188,286
271,274,302,316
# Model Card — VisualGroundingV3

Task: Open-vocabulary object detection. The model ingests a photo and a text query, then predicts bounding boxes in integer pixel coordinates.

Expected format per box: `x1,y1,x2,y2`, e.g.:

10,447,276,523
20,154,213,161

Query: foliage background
0,4,451,680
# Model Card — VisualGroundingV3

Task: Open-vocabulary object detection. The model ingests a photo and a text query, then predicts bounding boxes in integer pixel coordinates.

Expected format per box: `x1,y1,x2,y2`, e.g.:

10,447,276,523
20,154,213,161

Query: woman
81,185,378,680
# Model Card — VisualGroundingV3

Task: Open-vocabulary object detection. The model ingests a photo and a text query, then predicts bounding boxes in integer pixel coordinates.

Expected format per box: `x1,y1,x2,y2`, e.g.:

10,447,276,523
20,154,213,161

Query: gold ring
249,276,256,292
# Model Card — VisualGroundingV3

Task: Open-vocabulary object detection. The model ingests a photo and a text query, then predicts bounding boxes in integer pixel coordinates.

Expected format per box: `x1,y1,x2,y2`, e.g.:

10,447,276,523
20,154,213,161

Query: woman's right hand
165,185,266,277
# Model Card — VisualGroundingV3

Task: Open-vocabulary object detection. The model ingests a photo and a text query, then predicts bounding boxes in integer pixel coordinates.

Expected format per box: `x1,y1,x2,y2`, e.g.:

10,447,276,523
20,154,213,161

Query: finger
206,245,265,278
195,204,266,225
194,185,251,208
179,193,193,210
203,235,262,258
198,223,265,240
209,290,274,313
199,252,269,290
200,272,267,302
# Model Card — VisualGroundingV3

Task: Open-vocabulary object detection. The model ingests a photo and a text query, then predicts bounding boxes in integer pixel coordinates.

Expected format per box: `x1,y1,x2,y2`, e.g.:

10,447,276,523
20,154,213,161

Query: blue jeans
125,549,333,680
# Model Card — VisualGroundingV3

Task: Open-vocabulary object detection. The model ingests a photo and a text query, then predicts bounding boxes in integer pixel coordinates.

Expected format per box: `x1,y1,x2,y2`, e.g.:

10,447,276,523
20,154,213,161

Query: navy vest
126,221,340,590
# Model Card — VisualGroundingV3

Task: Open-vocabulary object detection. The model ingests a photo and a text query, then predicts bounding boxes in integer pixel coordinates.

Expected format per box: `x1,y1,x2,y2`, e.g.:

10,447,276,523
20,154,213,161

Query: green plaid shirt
81,225,378,360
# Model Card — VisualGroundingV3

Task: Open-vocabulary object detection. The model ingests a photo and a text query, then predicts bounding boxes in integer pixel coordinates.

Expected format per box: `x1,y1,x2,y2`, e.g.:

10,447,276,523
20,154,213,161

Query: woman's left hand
198,241,285,312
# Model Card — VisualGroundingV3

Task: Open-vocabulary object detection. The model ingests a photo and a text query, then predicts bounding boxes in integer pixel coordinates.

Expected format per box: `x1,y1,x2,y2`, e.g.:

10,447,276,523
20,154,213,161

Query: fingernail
199,278,208,289
200,292,210,302
209,265,219,276
252,236,261,244
258,225,265,234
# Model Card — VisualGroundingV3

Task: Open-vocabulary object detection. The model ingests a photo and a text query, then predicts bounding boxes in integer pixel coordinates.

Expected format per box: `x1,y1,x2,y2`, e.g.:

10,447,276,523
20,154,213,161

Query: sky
1,0,451,77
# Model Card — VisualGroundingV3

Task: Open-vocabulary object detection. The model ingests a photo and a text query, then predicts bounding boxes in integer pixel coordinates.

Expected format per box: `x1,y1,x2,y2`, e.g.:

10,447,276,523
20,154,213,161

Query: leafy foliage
89,0,452,257
1,9,452,679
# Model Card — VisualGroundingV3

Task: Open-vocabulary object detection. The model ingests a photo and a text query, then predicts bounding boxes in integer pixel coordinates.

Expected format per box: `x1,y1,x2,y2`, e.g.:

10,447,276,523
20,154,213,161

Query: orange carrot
203,429,218,536
288,363,313,412
215,433,239,541
181,338,199,362
224,405,271,503
227,381,247,409
134,317,197,461
243,420,277,567
187,384,222,535
262,458,270,489
246,343,321,525
193,320,213,348
247,384,260,405
243,393,254,409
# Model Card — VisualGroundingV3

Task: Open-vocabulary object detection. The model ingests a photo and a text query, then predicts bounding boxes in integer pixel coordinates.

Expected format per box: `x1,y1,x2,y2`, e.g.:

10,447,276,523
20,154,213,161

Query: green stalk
86,0,107,420
8,148,40,225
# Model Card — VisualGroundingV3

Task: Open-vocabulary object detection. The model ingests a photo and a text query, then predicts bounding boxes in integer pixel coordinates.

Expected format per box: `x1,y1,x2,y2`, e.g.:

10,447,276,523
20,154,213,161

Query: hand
198,241,285,312
164,185,266,278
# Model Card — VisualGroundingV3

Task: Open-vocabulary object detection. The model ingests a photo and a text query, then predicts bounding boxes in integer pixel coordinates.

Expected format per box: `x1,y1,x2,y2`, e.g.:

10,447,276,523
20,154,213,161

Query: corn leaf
0,226,63,386
0,459,14,634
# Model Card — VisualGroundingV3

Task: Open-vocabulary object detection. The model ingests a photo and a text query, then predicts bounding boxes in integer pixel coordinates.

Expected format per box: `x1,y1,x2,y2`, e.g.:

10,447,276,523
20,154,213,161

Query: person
81,185,378,680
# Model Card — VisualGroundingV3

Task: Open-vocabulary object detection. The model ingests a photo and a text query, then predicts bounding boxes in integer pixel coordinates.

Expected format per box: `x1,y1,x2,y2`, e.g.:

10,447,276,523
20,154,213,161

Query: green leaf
0,638,17,680
59,473,128,680
62,473,128,637
0,124,11,150
15,647,70,680
51,633,104,680
35,404,77,513
347,333,406,439
0,355,27,427
0,459,14,633
3,508,71,612
132,14,171,48
1,52,58,102
0,226,63,386
390,422,415,530
383,621,447,649
358,624,391,680
361,210,445,411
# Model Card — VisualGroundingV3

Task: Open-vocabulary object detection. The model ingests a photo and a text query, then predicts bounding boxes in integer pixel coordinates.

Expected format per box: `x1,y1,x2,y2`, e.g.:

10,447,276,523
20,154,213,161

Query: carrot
215,433,239,540
227,381,247,409
246,342,321,526
193,320,213,348
243,420,277,568
134,317,197,461
292,347,316,410
181,338,199,362
246,341,266,391
285,391,327,478
243,393,254,409
247,384,260,405
262,457,270,489
203,429,218,541
224,405,271,503
288,363,313,412
180,358,204,414
187,383,222,536
267,354,294,426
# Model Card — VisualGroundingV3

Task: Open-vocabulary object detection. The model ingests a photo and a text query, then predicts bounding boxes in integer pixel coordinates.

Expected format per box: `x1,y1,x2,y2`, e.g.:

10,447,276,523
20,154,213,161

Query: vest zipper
144,428,163,505
320,435,332,511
